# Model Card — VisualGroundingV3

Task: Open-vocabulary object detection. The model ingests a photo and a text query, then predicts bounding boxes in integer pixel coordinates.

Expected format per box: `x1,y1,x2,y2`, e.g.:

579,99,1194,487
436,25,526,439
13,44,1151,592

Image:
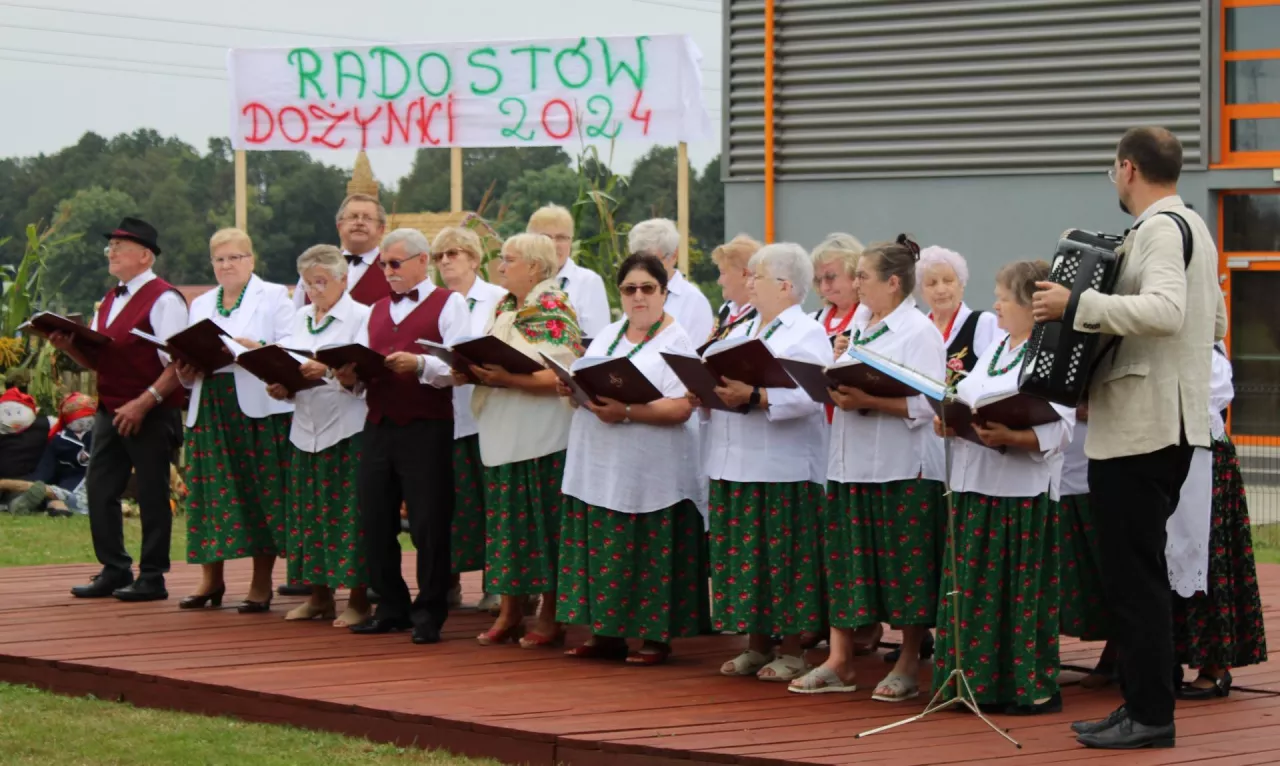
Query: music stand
855,403,1021,748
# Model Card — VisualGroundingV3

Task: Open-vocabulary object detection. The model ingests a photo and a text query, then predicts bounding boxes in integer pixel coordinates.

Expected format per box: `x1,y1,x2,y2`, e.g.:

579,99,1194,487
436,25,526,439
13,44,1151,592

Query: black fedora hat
102,217,161,256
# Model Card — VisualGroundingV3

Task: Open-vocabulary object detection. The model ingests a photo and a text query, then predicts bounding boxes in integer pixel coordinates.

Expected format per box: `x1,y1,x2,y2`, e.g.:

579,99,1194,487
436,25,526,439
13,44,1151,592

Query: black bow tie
390,289,419,303
345,254,363,266
113,285,129,297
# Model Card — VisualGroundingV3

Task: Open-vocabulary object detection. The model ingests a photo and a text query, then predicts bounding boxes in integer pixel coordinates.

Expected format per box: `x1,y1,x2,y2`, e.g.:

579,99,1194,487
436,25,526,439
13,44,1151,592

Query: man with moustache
51,218,187,602
1033,127,1227,749
338,228,469,644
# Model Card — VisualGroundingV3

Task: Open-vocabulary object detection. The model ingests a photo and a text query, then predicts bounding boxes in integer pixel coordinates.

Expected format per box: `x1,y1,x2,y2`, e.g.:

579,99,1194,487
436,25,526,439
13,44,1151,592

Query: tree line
0,131,726,314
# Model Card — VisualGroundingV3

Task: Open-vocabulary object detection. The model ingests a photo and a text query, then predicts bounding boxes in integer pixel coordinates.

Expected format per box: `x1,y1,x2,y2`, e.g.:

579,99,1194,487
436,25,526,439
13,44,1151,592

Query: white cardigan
184,274,296,427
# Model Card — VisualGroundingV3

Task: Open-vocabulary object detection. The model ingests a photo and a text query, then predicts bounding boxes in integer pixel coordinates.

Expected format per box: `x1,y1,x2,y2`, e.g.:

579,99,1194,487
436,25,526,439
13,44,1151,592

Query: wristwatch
623,404,632,423
747,386,761,411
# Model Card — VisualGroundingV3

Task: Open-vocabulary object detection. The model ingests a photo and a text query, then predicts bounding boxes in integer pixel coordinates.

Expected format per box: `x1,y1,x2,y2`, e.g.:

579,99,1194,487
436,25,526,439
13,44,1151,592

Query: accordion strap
1088,211,1194,381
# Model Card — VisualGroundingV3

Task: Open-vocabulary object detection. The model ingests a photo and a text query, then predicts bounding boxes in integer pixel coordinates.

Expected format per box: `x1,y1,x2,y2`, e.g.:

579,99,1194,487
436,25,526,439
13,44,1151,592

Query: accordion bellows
1018,229,1123,407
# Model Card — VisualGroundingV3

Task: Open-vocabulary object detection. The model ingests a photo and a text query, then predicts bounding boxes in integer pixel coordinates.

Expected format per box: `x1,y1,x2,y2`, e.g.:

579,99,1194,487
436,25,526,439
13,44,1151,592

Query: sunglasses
376,253,425,270
620,283,660,296
430,248,468,262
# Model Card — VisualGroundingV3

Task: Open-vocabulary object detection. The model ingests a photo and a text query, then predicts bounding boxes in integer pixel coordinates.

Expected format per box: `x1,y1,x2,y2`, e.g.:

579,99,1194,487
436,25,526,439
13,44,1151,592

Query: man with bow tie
50,217,187,602
291,193,392,309
337,227,469,644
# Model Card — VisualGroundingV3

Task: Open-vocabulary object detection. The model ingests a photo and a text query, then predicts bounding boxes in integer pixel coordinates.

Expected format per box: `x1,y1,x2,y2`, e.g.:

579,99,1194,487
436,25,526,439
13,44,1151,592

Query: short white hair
750,242,813,304
917,245,970,287
628,218,680,260
381,228,431,258
296,244,347,280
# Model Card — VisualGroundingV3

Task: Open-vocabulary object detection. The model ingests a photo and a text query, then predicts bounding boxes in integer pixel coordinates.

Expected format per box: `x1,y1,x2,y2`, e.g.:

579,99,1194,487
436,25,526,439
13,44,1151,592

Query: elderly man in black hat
49,217,189,602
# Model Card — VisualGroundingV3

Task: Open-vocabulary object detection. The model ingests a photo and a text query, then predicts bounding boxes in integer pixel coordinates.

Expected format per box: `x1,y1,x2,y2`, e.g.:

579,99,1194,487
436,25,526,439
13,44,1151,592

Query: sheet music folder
130,319,233,376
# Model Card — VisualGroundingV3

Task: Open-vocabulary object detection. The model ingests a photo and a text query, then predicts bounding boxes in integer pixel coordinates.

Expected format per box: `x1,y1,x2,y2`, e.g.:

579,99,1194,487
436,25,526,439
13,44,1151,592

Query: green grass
0,683,501,766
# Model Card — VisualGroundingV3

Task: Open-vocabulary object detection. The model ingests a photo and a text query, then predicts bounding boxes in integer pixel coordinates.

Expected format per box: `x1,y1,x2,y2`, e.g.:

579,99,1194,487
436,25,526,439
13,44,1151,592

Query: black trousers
87,407,183,581
1089,438,1195,727
358,417,454,631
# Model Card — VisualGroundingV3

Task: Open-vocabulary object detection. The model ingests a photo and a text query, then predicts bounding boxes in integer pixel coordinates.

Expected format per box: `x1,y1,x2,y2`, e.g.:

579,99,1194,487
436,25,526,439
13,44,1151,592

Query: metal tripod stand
856,405,1021,747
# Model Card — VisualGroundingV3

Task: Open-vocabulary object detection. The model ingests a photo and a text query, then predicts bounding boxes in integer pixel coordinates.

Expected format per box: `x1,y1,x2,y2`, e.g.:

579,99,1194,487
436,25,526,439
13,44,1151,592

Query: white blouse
828,297,947,484
665,270,714,347
452,277,509,440
1059,421,1090,497
701,304,830,485
945,332,1076,500
556,259,611,338
561,319,707,519
184,274,296,427
277,294,369,453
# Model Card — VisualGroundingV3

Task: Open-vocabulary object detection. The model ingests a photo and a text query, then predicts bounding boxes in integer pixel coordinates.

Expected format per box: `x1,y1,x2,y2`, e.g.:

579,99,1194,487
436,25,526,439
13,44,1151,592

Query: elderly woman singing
916,246,1000,384
431,226,508,613
697,242,830,683
811,233,863,349
708,235,761,345
555,253,709,665
177,227,294,613
266,244,371,627
469,233,584,648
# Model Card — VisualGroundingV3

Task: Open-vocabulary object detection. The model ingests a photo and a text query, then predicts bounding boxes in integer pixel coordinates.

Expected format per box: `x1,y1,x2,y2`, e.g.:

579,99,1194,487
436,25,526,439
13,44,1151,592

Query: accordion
1017,229,1124,407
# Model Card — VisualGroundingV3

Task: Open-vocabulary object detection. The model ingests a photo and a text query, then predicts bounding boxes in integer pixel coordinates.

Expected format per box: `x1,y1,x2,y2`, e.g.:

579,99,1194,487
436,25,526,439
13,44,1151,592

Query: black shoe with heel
237,596,273,614
179,584,226,610
1177,670,1231,700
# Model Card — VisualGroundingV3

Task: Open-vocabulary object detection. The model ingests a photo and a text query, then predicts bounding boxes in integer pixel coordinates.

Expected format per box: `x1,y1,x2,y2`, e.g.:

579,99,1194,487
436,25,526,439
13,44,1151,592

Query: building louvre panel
725,0,1204,181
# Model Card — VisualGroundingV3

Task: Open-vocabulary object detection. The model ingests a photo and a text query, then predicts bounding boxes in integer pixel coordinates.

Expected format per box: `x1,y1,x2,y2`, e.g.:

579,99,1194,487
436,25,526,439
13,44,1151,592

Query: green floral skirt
185,374,291,565
1174,438,1268,670
285,435,366,590
1058,493,1107,641
932,492,1060,708
824,479,945,629
451,434,486,574
708,479,823,636
556,499,710,641
482,451,566,596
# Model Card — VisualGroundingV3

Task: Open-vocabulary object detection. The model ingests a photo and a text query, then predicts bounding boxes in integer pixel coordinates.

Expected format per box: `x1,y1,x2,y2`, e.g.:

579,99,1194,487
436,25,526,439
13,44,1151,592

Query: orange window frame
1217,188,1280,445
1218,0,1280,167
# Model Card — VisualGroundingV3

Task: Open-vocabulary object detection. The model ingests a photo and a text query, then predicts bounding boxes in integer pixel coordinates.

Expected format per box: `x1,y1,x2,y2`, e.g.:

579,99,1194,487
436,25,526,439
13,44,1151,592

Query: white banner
227,34,712,151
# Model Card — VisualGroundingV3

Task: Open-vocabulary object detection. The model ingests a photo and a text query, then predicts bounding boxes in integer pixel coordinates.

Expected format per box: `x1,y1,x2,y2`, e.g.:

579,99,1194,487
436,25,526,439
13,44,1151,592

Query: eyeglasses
304,278,333,292
748,273,788,286
532,232,573,243
340,213,380,224
1107,167,1116,184
103,242,139,256
211,254,252,267
620,283,660,296
431,249,468,262
377,253,425,270
815,273,842,285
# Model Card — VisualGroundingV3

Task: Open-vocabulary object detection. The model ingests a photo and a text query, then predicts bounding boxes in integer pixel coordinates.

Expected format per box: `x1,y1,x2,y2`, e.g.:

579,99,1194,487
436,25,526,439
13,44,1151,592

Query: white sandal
720,649,771,676
871,671,920,702
788,666,858,694
757,654,808,683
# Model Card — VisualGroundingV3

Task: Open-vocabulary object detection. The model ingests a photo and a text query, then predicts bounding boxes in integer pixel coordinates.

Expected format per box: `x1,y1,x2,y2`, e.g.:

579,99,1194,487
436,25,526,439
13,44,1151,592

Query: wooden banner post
234,150,248,231
677,141,690,274
450,147,464,213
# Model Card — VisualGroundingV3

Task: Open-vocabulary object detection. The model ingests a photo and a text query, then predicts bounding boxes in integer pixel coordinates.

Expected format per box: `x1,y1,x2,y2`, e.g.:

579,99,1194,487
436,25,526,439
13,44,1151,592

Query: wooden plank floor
2,560,1278,765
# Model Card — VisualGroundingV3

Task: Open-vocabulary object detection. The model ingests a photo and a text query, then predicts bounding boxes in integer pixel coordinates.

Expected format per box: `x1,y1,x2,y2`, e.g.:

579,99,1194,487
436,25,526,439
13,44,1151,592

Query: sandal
720,649,772,677
566,640,630,661
757,654,809,683
477,623,524,646
626,644,671,666
788,666,858,694
285,600,336,622
519,627,566,649
332,606,369,629
871,671,920,703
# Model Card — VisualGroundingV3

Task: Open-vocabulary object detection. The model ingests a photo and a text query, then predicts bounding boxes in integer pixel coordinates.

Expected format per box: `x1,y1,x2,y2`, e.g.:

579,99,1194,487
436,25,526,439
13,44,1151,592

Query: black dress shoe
1178,670,1231,700
71,573,133,599
237,597,273,614
412,624,441,645
1072,705,1127,735
113,579,169,602
349,616,412,634
1077,714,1175,749
277,583,312,597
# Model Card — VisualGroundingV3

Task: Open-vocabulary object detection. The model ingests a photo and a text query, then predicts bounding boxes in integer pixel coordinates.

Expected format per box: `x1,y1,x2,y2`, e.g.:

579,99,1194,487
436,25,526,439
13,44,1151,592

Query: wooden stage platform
2,561,1279,766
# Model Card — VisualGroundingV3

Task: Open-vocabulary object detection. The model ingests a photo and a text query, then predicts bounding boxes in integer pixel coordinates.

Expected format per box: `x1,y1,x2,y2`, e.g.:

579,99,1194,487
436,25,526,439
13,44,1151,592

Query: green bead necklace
306,314,336,335
214,285,245,318
852,324,889,346
607,317,664,358
986,336,1026,377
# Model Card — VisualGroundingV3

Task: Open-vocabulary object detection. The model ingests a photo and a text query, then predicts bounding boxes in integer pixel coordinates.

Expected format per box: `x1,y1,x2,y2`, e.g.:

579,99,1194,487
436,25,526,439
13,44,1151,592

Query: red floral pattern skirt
451,434,485,574
482,451,566,596
932,492,1060,708
556,498,710,641
185,374,291,565
1057,493,1107,640
285,434,366,590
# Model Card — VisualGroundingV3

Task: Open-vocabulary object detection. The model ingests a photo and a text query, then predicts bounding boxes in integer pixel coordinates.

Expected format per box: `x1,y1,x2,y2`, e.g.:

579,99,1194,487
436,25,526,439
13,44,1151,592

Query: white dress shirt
702,303,830,484
452,277,508,439
292,247,378,308
183,274,296,427
665,270,714,346
828,297,947,484
938,303,1001,361
556,258,611,338
1059,422,1090,496
562,319,707,520
946,332,1076,500
352,278,470,388
92,269,188,368
277,293,369,453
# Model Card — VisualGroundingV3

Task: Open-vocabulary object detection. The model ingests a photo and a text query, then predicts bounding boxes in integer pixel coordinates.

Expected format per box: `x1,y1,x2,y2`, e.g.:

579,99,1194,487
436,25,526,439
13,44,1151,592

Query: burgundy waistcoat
94,278,188,414
306,263,390,307
366,287,453,425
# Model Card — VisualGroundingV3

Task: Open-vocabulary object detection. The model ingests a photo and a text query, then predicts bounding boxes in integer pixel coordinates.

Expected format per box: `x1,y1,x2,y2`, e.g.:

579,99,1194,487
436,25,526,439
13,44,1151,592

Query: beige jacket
1074,195,1227,461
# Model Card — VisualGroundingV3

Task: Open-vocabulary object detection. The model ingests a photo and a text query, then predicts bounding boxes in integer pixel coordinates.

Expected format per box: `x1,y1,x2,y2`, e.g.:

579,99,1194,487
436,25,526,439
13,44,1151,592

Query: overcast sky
0,0,723,187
